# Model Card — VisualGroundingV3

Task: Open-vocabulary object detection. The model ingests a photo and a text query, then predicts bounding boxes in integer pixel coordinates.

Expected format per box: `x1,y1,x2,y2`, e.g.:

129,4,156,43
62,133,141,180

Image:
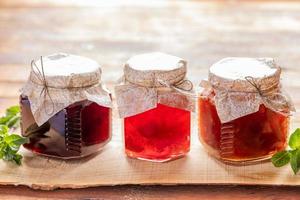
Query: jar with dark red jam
198,58,294,163
20,53,112,159
115,52,195,162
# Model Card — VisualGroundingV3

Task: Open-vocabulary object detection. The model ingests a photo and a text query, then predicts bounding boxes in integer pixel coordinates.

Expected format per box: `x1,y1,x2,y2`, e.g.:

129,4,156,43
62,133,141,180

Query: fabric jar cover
201,57,295,123
21,53,112,126
115,52,195,118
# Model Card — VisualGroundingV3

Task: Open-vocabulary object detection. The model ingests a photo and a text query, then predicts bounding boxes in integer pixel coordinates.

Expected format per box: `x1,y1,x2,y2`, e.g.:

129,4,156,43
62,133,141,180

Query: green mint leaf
271,150,291,167
0,143,5,158
13,154,22,165
6,115,20,129
4,134,28,151
1,144,23,165
289,128,300,150
0,106,20,128
0,115,13,125
0,125,9,137
290,149,300,175
6,106,20,116
2,145,17,161
0,105,26,165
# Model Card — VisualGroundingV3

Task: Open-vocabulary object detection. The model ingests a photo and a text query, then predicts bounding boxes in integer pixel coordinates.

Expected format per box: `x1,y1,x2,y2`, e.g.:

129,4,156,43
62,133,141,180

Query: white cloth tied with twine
201,57,295,123
21,53,112,126
115,52,195,118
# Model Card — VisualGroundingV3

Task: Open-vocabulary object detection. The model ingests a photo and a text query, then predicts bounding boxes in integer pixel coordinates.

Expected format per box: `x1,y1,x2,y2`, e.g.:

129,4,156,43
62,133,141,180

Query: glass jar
198,57,294,163
20,53,112,159
115,52,195,162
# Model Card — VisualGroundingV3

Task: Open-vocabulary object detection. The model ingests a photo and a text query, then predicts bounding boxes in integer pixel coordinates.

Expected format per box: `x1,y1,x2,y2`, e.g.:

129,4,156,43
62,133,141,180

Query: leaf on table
0,106,27,165
4,134,28,151
0,131,27,165
290,149,300,174
0,106,21,129
271,150,291,167
6,106,20,116
0,125,9,137
13,154,22,165
289,128,300,150
6,115,20,129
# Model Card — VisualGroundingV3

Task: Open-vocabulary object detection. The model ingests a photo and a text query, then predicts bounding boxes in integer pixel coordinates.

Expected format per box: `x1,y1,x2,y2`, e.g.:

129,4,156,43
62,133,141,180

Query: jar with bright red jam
20,53,112,159
115,52,194,162
198,58,292,163
124,103,190,161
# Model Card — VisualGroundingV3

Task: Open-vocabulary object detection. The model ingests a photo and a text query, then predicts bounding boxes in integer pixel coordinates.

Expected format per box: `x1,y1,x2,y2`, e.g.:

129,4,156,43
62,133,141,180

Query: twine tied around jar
31,57,55,115
120,74,195,96
157,78,194,94
30,56,108,117
244,76,295,117
115,71,196,118
22,53,112,126
201,75,295,123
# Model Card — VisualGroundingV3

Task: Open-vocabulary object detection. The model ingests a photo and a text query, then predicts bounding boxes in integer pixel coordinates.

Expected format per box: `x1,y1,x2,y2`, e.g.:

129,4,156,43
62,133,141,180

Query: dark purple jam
20,96,111,159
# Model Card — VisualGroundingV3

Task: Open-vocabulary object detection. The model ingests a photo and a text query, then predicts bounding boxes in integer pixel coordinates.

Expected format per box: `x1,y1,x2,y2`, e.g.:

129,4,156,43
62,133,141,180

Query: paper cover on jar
21,53,112,126
201,57,295,123
115,52,195,118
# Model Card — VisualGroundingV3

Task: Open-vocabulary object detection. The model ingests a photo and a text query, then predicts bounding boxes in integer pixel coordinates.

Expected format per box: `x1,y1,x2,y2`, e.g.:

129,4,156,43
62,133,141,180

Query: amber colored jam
20,96,111,159
198,93,289,162
124,104,191,162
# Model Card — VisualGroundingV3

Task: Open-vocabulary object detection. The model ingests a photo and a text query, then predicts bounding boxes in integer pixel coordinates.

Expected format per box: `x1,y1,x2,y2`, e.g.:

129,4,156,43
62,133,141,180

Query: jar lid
124,52,187,87
115,52,195,118
30,53,102,88
209,57,281,92
22,53,111,126
203,57,294,123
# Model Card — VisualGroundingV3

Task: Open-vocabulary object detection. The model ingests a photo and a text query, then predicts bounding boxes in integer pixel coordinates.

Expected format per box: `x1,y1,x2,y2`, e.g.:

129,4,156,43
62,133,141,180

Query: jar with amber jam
20,53,112,159
115,52,195,162
198,58,294,163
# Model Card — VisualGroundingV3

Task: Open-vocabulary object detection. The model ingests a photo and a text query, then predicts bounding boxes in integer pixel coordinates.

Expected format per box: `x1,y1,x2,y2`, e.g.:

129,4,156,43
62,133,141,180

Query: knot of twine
157,78,194,93
206,76,294,117
31,56,55,116
31,56,102,116
123,75,194,96
210,76,293,117
244,76,293,116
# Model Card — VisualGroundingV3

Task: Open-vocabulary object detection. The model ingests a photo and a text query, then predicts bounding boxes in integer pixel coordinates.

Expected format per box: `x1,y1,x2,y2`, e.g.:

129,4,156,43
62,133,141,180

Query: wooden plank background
1,0,300,199
1,0,300,105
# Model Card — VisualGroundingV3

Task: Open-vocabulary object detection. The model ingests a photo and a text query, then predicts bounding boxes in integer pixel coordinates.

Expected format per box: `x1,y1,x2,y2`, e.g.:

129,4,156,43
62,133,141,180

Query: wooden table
1,185,300,200
1,0,300,199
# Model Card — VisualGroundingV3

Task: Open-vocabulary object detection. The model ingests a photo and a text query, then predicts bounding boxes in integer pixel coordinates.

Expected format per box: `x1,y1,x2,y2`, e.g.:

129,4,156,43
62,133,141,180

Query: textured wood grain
1,185,300,200
1,0,300,198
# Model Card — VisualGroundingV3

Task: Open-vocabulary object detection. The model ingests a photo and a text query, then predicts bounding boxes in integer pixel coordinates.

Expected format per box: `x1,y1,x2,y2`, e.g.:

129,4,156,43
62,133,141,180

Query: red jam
124,103,190,162
21,96,111,159
198,92,288,162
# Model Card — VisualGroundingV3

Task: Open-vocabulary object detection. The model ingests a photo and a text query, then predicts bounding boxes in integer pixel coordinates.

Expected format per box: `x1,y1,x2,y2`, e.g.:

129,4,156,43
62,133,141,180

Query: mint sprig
271,128,300,174
0,106,21,129
0,106,27,165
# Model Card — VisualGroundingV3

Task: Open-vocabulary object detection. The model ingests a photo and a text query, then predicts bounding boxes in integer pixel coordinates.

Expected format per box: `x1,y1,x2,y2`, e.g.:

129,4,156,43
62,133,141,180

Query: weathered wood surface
1,0,300,199
1,185,300,200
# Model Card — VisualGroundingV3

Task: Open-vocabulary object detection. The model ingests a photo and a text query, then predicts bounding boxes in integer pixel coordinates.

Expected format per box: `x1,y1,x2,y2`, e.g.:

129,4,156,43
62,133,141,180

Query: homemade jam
198,58,293,163
199,93,289,162
21,98,111,158
124,103,190,161
115,52,194,162
20,53,112,159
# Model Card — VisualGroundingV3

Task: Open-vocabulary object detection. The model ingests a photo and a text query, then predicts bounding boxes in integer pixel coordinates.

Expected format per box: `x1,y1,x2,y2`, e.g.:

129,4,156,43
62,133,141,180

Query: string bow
31,56,55,115
245,76,294,116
